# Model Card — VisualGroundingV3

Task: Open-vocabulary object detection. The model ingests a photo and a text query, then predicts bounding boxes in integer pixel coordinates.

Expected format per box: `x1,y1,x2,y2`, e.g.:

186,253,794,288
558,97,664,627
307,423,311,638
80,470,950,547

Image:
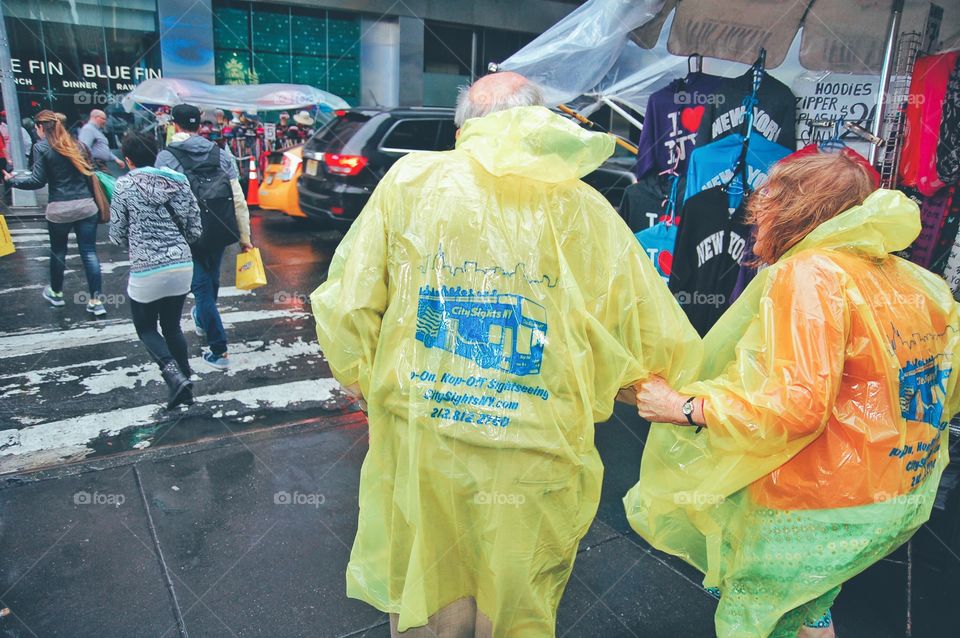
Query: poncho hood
784,188,921,260
455,105,615,183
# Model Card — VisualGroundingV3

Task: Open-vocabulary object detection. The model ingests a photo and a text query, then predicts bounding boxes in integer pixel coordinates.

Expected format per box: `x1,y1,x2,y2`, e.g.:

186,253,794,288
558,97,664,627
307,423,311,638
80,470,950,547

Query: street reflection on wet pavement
0,210,347,472
0,210,955,637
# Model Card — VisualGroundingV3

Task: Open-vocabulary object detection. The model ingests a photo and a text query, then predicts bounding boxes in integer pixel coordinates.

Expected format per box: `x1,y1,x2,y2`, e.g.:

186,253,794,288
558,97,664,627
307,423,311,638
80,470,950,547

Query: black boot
160,361,193,410
175,358,196,405
175,356,193,379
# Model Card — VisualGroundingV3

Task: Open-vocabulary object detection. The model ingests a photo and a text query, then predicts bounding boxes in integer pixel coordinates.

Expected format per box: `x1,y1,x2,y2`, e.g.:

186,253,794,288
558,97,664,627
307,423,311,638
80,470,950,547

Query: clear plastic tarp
498,0,948,139
121,78,350,114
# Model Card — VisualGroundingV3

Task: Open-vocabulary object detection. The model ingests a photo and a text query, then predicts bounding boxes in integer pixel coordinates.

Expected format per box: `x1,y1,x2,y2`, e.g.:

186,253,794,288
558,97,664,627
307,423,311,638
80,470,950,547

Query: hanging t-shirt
937,57,960,187
634,72,724,179
697,70,797,150
939,192,960,298
619,173,684,232
930,187,960,276
683,133,792,204
635,221,678,283
900,50,960,196
669,186,750,337
909,186,955,269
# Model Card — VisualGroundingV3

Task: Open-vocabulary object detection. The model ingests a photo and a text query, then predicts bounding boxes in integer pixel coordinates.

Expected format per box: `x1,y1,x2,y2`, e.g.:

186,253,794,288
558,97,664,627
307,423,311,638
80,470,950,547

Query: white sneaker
86,299,107,317
42,286,66,307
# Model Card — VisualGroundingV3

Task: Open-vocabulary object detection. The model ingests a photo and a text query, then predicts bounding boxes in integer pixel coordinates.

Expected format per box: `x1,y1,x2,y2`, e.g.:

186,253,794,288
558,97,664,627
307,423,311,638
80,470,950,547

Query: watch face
683,401,694,415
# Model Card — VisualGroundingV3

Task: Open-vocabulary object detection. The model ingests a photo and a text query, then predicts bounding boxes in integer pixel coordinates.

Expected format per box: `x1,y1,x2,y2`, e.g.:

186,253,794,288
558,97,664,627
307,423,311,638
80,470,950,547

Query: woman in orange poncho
627,152,960,638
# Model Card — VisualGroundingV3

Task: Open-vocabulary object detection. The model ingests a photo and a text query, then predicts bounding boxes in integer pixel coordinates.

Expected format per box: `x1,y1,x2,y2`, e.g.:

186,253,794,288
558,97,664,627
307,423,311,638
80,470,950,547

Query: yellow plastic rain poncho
311,106,701,635
625,189,960,638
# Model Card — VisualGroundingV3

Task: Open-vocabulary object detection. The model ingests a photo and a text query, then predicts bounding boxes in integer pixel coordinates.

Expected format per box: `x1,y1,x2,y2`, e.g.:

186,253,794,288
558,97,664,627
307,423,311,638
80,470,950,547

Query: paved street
0,211,345,473
0,209,956,636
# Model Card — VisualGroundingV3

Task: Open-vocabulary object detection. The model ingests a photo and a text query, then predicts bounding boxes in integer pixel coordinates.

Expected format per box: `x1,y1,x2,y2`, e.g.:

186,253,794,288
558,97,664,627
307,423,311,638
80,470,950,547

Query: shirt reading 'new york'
696,70,797,151
669,186,751,337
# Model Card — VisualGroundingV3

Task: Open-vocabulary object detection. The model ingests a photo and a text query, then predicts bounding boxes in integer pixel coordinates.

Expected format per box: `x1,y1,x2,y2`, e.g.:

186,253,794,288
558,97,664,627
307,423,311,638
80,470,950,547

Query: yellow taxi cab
258,144,306,218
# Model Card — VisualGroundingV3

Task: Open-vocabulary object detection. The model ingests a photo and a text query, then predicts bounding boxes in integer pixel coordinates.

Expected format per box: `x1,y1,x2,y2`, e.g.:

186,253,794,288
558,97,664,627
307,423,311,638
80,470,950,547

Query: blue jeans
191,245,228,357
47,213,101,296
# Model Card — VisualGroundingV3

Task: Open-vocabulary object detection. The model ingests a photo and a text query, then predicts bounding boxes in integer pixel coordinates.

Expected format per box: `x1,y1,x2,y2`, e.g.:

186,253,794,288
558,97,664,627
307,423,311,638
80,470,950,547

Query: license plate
305,159,319,176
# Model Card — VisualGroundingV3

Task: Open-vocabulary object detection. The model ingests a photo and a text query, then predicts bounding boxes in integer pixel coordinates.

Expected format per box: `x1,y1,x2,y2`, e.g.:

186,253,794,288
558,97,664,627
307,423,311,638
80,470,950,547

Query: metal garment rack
808,119,887,146
877,30,924,189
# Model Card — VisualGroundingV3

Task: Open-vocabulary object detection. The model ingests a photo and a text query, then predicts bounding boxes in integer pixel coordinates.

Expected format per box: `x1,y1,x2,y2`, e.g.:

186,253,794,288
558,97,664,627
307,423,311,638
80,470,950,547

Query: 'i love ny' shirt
634,72,724,179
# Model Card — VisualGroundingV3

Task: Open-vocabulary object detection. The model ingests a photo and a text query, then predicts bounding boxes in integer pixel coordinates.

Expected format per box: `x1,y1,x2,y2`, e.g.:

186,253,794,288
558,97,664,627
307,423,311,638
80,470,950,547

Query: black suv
296,106,635,228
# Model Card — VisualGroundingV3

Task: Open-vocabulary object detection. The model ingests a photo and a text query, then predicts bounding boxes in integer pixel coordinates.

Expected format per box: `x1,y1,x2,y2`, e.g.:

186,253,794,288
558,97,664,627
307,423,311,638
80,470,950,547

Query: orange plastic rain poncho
311,106,701,635
626,189,960,638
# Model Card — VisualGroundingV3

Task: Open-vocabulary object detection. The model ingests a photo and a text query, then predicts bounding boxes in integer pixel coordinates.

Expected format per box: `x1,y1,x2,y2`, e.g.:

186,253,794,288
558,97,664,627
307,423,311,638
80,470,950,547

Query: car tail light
325,153,368,176
331,206,345,215
334,110,347,117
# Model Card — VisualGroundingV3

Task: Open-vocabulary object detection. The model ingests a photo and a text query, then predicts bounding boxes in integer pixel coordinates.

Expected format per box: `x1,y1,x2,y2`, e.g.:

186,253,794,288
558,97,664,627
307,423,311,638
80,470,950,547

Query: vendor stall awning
634,0,899,74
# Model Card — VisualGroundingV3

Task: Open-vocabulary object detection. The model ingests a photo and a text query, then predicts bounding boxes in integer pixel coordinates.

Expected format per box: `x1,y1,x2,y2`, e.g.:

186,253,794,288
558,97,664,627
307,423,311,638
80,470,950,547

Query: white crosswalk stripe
0,378,340,473
0,218,338,475
0,309,308,358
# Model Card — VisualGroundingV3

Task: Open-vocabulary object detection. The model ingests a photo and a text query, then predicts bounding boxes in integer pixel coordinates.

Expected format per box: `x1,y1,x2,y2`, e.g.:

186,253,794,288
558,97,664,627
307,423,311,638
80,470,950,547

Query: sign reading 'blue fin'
415,286,547,376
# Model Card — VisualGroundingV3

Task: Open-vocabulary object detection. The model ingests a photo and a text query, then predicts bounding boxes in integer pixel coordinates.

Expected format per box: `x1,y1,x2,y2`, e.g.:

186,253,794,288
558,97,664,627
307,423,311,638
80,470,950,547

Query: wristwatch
682,397,696,426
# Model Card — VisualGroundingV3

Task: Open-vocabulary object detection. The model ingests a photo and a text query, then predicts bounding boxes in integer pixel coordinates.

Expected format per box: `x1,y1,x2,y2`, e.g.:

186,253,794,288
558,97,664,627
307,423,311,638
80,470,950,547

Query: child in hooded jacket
109,131,202,408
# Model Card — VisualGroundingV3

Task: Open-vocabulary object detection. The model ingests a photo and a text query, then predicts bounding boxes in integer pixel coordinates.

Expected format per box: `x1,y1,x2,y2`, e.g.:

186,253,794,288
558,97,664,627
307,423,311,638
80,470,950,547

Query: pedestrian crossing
0,217,344,474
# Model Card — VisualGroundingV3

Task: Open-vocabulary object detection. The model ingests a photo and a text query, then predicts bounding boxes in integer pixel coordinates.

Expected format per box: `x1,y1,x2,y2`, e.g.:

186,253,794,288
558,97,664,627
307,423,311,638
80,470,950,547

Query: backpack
166,144,239,253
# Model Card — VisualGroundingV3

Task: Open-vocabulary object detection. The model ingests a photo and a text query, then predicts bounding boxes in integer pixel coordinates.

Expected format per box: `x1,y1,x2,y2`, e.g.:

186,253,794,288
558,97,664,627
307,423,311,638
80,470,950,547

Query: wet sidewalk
0,405,954,637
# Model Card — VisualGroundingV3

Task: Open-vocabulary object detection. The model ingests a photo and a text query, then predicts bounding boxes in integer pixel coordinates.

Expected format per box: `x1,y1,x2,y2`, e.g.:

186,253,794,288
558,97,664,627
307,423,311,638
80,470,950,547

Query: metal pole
0,2,37,209
869,0,905,165
0,2,26,172
601,96,644,132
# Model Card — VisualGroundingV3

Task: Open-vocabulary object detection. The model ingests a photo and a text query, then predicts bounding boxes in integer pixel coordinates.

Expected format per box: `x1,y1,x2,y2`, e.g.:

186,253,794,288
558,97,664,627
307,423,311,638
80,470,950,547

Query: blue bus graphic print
415,289,547,376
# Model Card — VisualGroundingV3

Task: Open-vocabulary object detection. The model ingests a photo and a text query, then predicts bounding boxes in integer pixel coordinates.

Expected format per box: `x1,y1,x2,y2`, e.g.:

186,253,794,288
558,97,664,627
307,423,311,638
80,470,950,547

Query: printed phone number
429,407,510,428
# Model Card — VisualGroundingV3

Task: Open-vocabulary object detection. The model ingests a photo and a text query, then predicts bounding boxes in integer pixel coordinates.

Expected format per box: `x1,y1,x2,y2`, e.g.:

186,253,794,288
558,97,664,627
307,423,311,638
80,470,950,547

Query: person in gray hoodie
110,132,202,409
154,104,253,372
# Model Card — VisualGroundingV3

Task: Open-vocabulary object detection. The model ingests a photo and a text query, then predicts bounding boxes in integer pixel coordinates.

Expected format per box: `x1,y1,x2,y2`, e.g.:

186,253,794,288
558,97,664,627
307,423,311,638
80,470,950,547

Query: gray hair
454,79,544,128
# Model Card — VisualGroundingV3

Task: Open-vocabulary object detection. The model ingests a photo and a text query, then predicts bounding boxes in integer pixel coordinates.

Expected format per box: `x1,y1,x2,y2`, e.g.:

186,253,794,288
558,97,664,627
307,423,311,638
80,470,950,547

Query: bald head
89,109,107,128
454,72,544,127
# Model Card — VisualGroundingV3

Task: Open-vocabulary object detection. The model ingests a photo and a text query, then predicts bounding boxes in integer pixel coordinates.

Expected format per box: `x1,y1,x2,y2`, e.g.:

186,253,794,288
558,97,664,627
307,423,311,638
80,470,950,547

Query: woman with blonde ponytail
4,110,106,316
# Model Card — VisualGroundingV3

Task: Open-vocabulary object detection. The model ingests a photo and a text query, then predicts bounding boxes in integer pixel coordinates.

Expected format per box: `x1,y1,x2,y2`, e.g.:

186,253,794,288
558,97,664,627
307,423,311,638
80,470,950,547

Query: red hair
748,153,876,264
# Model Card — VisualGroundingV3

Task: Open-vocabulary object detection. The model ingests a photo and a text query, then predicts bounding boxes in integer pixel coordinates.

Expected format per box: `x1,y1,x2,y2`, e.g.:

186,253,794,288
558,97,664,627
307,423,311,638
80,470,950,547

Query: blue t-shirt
634,221,678,283
683,133,792,208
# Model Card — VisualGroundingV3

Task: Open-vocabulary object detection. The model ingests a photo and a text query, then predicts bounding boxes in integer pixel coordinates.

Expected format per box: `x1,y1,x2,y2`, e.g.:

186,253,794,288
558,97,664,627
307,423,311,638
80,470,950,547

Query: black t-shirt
619,173,685,233
669,186,750,337
697,70,797,151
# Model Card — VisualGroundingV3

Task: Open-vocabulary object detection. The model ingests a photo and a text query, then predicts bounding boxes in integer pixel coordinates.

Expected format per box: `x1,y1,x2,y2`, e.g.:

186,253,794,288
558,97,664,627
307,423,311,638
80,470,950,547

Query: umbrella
121,78,350,114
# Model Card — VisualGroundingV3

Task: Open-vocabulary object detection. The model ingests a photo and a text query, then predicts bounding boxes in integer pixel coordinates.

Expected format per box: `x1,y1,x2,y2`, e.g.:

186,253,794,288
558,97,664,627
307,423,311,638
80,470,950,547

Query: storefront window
1,0,161,144
213,1,360,108
423,22,536,107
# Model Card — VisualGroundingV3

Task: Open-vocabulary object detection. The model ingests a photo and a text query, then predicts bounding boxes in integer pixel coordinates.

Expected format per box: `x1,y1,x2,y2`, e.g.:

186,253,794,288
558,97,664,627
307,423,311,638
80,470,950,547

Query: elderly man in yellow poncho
311,72,701,637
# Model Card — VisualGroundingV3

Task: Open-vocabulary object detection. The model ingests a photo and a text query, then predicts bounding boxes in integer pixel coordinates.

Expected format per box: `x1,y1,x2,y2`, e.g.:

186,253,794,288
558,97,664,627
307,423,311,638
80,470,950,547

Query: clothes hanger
687,53,703,75
658,159,681,224
721,48,766,197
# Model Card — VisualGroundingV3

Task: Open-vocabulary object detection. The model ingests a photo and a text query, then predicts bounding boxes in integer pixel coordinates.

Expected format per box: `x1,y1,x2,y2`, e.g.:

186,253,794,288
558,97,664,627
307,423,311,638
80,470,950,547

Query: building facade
1,0,580,128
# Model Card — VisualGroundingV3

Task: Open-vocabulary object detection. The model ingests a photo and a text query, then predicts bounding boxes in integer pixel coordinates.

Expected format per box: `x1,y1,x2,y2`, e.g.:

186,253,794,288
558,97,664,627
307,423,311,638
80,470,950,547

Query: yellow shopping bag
236,247,267,290
0,215,15,258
